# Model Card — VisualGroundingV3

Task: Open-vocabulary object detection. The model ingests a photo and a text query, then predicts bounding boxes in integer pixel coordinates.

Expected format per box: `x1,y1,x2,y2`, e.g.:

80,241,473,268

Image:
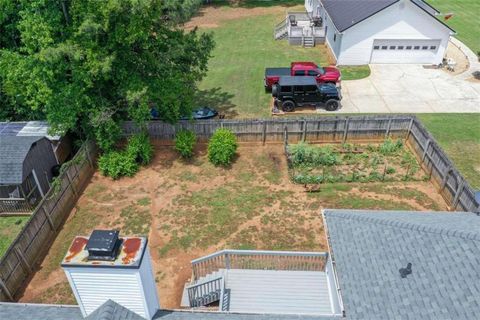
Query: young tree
0,0,213,150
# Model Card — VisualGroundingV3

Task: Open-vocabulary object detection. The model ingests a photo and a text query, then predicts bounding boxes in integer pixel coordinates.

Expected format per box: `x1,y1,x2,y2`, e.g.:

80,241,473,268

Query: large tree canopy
0,0,212,150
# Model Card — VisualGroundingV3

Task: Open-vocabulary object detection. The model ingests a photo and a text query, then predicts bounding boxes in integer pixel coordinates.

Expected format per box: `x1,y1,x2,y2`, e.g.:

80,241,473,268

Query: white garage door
370,39,441,64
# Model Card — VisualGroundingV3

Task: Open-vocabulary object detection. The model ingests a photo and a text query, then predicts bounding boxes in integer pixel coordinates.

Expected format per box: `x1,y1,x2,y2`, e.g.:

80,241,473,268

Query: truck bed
265,68,291,77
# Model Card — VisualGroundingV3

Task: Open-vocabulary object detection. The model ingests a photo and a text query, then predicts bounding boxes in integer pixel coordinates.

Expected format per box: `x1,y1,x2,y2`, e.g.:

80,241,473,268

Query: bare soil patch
19,144,447,308
184,5,288,30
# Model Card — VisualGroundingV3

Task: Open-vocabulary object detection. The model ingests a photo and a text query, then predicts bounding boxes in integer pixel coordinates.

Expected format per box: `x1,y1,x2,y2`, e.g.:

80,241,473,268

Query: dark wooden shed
0,136,58,213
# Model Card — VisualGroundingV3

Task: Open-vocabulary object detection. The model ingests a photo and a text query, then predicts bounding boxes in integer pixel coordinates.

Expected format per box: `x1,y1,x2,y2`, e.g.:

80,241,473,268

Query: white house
305,0,455,65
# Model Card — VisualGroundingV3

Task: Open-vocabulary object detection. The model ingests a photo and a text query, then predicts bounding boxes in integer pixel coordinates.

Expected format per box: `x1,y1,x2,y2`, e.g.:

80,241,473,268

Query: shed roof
323,209,480,319
0,121,60,140
0,136,44,185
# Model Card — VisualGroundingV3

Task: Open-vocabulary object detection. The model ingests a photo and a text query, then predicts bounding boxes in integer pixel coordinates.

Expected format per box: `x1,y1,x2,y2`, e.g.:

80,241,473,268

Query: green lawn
0,216,29,257
197,6,369,118
427,0,480,54
418,114,480,189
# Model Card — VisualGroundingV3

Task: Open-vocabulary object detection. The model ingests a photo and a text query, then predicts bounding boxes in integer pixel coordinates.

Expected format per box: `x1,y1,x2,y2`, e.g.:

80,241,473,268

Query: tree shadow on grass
194,87,238,118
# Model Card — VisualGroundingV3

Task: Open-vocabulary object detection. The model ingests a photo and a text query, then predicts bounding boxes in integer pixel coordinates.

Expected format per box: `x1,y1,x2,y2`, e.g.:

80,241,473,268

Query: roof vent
85,230,122,261
399,262,412,278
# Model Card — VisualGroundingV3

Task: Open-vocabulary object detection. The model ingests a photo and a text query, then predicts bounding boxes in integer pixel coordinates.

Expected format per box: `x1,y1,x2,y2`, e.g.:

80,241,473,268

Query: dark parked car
272,76,342,112
180,107,218,120
151,107,218,120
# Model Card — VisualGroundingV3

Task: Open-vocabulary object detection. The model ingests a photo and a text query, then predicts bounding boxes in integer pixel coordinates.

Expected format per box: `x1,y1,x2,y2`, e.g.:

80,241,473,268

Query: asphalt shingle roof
0,136,43,185
321,0,399,32
323,209,480,320
320,0,449,33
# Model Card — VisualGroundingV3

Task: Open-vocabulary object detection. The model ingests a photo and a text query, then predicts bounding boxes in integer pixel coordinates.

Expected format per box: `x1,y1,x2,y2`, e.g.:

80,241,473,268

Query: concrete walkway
450,37,480,81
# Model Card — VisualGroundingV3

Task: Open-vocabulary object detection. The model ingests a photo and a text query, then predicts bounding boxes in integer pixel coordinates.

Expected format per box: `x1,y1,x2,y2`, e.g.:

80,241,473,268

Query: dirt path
184,4,291,30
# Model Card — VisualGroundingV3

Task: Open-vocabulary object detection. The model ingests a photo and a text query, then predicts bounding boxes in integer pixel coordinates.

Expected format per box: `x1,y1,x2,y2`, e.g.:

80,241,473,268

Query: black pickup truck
272,76,341,112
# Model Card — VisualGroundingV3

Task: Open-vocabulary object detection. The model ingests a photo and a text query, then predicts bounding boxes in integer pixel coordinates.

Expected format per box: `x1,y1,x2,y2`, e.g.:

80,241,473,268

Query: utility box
61,230,159,319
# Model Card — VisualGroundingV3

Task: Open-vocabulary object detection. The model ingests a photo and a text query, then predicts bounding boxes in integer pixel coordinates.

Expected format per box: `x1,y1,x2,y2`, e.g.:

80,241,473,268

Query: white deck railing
191,249,328,281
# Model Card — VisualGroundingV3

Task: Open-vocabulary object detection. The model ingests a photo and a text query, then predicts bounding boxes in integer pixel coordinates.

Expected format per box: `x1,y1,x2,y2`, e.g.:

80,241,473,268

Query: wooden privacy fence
0,141,96,302
123,115,413,143
407,118,478,213
124,115,479,213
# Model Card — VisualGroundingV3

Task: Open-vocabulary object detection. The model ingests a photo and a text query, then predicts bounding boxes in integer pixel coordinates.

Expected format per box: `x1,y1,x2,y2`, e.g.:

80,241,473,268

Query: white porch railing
191,249,328,281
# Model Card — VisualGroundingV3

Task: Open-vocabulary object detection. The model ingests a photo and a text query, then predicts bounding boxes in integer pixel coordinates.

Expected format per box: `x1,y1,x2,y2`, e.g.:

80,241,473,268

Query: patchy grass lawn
427,0,480,53
0,216,29,257
418,114,480,189
20,144,446,308
191,3,370,118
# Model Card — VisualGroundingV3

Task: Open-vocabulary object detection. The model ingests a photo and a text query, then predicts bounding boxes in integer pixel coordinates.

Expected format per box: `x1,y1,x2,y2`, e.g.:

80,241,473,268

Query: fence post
440,167,453,191
342,118,349,144
302,120,307,142
384,118,392,139
284,126,288,144
452,179,465,210
262,121,267,145
84,143,94,168
66,169,78,197
43,207,56,231
421,139,431,163
405,117,414,141
14,247,32,274
0,277,13,301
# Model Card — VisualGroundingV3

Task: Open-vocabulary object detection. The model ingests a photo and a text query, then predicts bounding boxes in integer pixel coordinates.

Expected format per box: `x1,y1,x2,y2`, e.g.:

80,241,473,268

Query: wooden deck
182,269,334,315
226,269,332,315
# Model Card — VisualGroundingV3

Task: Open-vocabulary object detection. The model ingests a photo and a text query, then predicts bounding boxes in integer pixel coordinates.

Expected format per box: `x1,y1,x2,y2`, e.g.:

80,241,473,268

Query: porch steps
274,19,288,40
303,36,315,48
180,270,225,308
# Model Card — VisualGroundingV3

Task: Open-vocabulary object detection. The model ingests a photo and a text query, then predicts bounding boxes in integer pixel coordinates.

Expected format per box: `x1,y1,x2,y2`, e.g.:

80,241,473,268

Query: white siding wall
64,249,159,319
337,0,451,65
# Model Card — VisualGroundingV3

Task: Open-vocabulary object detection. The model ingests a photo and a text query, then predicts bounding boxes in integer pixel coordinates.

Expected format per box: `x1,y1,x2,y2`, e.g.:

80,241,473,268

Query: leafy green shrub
208,128,238,166
293,174,324,184
99,133,153,179
289,143,339,167
174,130,196,158
368,171,383,181
127,133,153,165
386,167,396,174
99,151,139,180
379,139,403,155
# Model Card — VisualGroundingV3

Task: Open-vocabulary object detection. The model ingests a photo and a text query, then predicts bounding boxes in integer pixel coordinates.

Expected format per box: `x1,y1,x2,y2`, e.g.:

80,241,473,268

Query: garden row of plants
287,139,426,184
98,128,239,179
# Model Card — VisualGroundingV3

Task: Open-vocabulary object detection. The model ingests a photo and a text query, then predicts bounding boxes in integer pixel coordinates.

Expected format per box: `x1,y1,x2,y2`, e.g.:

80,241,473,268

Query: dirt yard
19,144,447,308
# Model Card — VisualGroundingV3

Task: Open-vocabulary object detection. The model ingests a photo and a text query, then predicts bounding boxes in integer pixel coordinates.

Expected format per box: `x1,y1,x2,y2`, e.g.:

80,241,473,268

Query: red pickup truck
264,62,341,90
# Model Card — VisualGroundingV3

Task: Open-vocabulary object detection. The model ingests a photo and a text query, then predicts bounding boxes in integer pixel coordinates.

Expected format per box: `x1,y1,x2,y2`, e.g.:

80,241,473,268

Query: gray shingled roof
321,0,399,32
85,300,144,320
323,209,480,320
0,302,337,320
321,0,450,33
0,136,43,185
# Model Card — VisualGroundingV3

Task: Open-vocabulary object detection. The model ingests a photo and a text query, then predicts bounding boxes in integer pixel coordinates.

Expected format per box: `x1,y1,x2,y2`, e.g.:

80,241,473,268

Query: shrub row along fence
0,142,96,302
124,115,479,213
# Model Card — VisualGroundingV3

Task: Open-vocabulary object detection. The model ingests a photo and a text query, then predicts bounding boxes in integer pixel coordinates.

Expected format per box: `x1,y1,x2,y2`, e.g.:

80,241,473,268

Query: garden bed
287,139,425,184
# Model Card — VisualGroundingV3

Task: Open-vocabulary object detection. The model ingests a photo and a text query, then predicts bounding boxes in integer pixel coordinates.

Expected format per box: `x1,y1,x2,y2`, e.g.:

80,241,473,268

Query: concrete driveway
331,64,480,113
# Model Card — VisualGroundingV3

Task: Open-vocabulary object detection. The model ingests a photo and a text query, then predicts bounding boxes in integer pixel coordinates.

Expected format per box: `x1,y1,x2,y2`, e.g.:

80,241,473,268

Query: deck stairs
181,270,227,309
274,19,288,40
303,36,315,48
